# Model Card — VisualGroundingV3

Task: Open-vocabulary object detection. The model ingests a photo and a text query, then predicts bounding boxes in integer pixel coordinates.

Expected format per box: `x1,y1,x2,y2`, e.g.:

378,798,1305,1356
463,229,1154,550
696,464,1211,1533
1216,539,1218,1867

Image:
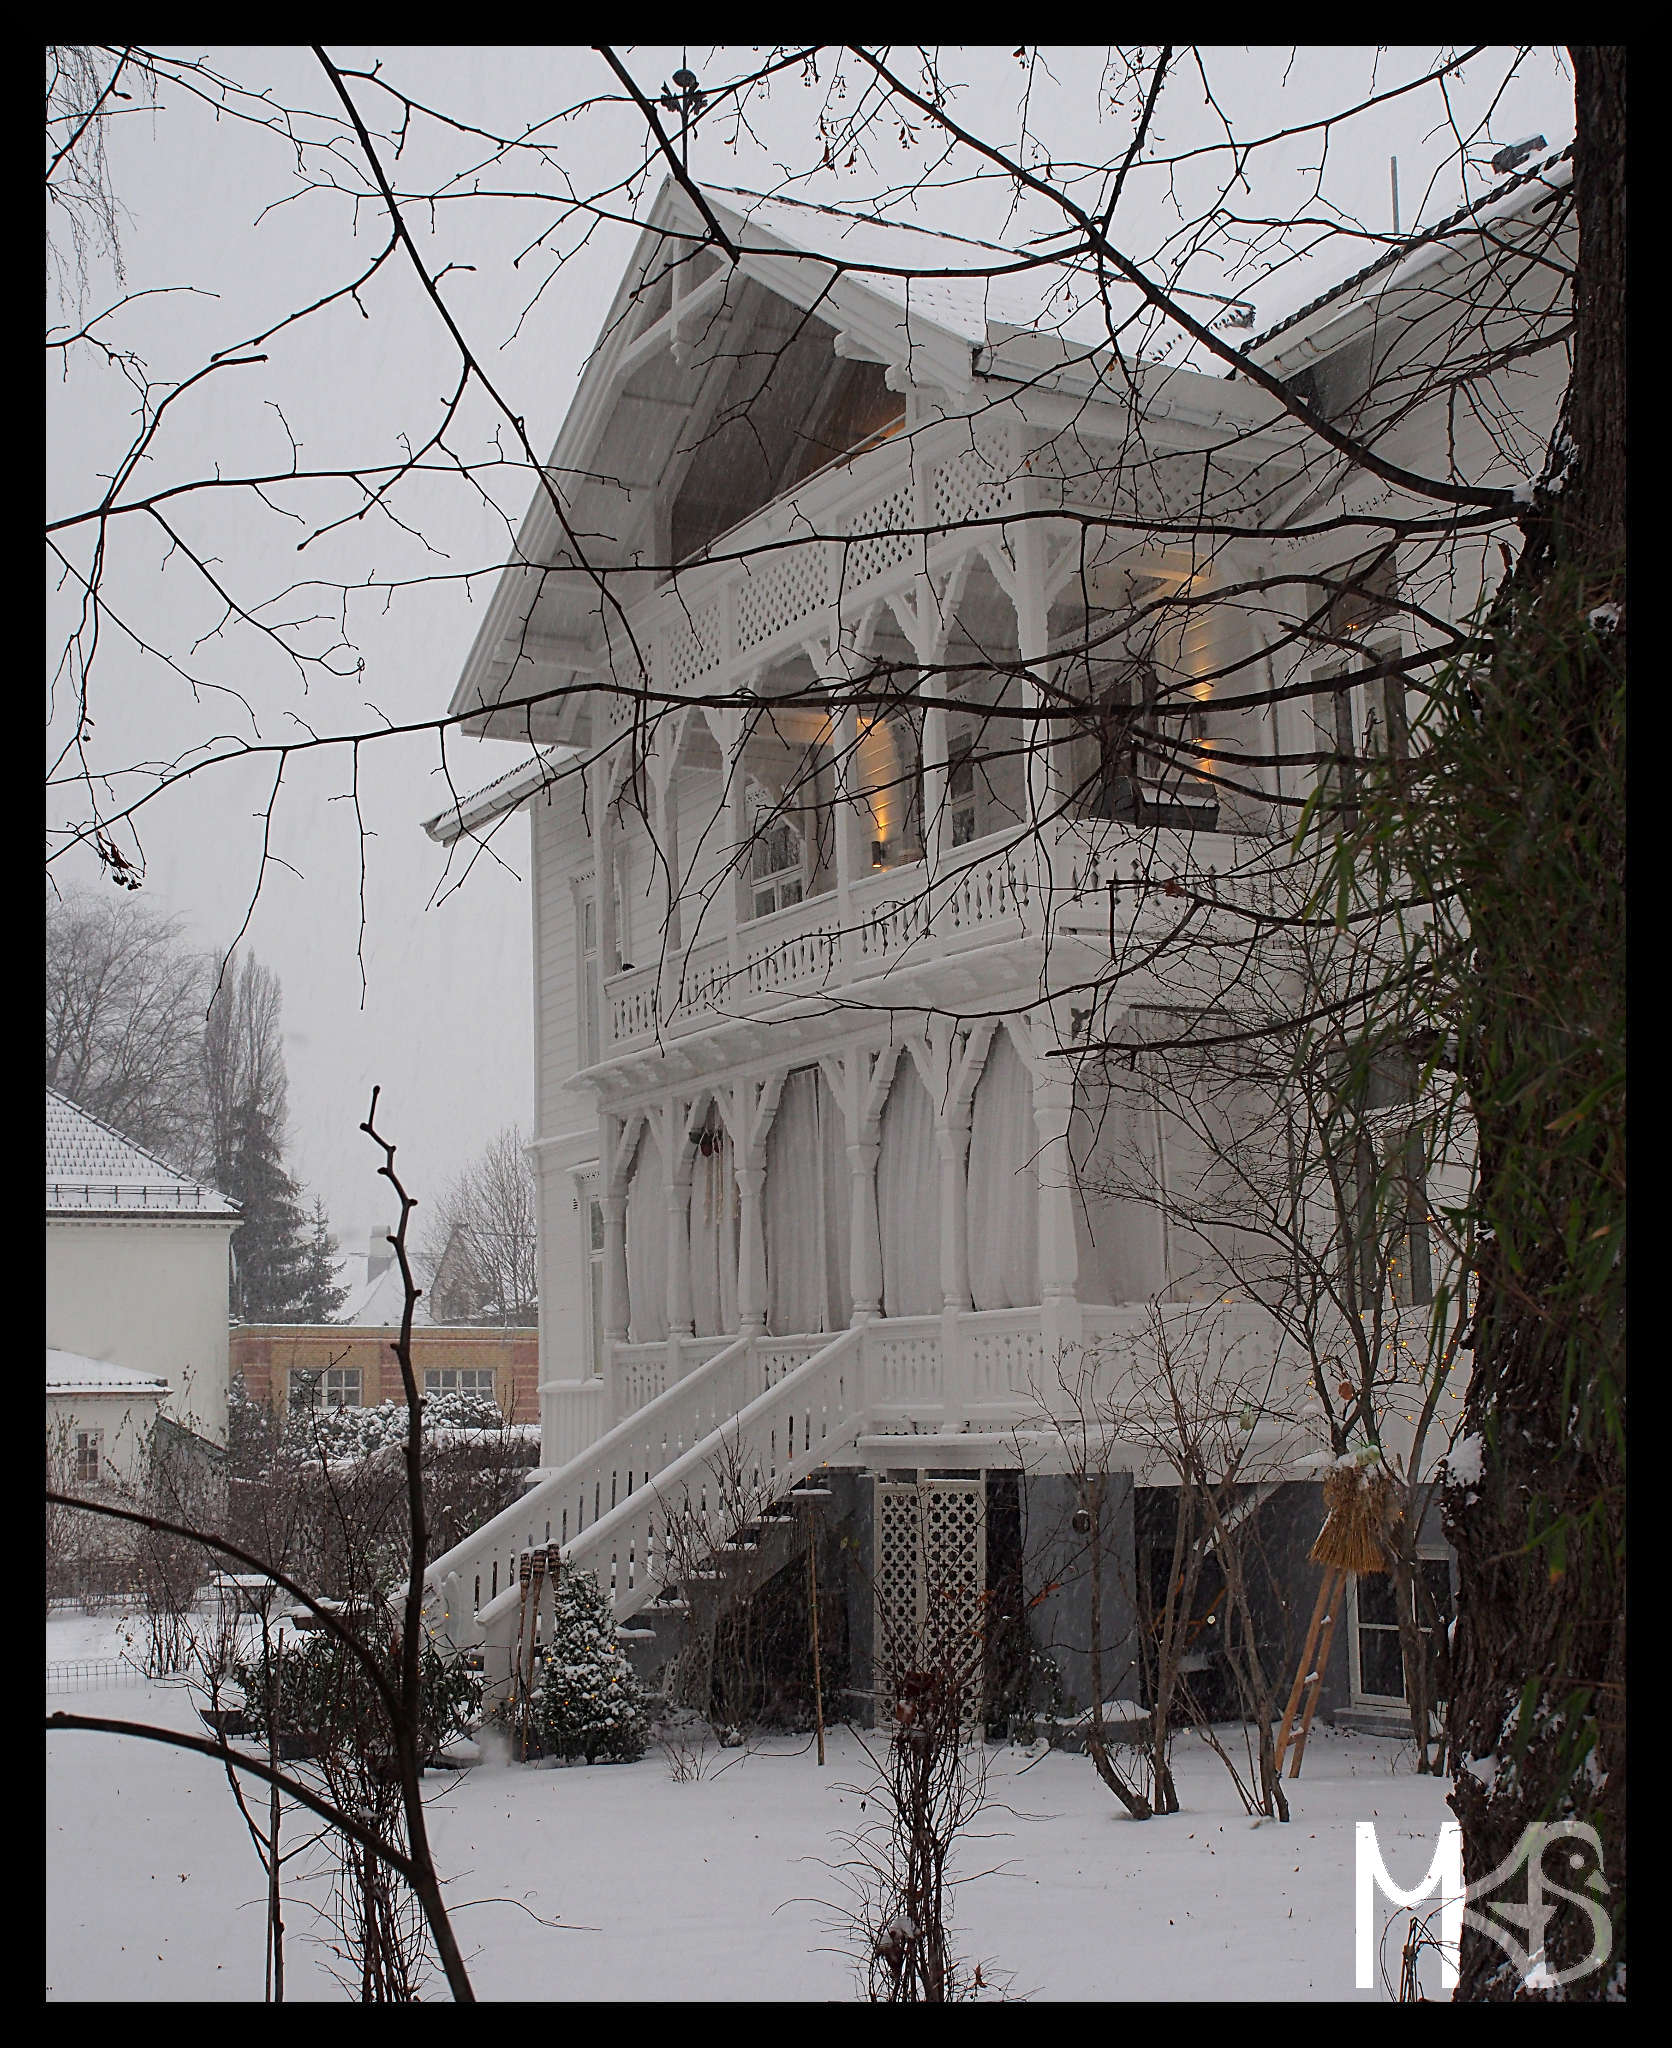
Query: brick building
232,1323,539,1427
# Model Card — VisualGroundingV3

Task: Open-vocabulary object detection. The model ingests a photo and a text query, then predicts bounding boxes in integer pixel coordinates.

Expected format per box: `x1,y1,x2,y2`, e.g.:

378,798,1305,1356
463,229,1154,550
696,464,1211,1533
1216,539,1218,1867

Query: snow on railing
425,1325,867,1641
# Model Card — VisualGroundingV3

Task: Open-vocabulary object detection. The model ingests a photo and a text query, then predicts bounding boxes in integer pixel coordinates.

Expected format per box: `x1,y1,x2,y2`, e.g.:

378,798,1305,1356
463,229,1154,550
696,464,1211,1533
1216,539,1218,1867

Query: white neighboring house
46,1349,169,1494
46,1089,239,1453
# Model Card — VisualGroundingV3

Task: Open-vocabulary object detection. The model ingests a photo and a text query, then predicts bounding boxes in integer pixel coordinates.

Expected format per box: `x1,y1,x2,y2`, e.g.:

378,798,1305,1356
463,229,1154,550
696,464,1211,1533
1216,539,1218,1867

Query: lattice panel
874,1479,986,1723
664,600,725,690
930,421,1016,530
844,480,918,587
874,1481,924,1692
734,545,829,654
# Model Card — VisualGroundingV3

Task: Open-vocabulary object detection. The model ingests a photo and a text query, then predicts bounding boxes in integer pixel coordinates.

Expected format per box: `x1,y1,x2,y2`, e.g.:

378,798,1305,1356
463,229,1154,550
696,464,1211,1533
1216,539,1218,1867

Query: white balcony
596,817,1275,1062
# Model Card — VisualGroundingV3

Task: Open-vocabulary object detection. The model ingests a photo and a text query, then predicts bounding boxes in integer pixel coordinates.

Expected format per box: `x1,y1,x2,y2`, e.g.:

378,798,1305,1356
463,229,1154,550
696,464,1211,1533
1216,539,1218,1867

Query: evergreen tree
223,1100,338,1323
296,1200,349,1324
537,1567,649,1764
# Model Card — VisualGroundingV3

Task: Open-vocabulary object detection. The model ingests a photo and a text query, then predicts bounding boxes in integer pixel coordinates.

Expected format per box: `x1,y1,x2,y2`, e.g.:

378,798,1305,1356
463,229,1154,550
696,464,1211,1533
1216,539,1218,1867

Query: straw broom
1309,1457,1400,1575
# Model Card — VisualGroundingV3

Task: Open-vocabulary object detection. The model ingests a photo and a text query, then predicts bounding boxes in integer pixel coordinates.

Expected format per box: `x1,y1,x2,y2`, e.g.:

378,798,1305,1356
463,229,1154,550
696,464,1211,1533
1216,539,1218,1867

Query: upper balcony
586,402,1289,738
574,404,1295,1083
593,815,1283,1075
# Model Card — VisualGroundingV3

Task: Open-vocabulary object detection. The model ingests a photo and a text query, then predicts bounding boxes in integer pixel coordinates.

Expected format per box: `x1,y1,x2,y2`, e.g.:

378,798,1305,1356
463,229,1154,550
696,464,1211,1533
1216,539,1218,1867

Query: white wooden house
421,161,1573,1724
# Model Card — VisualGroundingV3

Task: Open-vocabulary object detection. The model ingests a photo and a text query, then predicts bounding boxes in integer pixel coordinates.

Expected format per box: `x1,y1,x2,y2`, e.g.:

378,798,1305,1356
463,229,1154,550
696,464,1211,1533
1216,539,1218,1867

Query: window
750,805,806,919
75,1429,102,1484
581,1183,606,1377
1344,1055,1434,1312
1353,1559,1453,1704
1314,552,1405,826
423,1368,499,1406
289,1367,361,1413
1071,658,1217,828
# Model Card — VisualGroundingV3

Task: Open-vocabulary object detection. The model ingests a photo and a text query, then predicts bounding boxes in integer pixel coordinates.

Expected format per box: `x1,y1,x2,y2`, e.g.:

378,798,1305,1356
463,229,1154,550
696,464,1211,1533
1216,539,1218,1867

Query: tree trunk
1443,44,1625,2000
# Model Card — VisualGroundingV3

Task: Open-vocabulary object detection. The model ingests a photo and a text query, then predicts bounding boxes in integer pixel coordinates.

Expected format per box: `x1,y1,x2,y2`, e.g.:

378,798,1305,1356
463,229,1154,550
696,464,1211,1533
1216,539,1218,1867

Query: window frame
422,1366,500,1406
576,1170,606,1379
289,1366,362,1413
1349,1553,1454,1707
74,1427,103,1485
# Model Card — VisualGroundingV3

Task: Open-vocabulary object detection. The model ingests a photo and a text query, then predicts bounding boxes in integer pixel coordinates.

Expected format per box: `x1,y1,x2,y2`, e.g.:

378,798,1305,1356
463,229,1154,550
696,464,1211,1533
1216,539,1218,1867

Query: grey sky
46,46,1575,1256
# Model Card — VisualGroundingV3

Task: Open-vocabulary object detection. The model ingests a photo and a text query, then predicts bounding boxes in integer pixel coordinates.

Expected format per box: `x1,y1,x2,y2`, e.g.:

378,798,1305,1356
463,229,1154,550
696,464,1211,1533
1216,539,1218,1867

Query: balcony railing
599,818,1267,1057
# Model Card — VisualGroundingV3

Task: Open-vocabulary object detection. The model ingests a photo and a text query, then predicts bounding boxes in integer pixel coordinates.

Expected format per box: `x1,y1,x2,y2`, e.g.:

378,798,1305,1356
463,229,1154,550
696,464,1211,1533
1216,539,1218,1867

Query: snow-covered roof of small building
47,1348,169,1397
46,1090,238,1217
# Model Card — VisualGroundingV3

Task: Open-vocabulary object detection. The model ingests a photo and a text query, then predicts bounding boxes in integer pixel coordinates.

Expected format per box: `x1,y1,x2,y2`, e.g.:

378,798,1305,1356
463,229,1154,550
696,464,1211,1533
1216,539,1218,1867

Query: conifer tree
538,1567,650,1764
224,1102,345,1323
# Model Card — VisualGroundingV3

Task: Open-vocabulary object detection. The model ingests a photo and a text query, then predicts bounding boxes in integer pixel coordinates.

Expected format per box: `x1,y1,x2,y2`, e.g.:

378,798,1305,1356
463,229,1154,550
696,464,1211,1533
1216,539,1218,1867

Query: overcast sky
45,45,1575,1258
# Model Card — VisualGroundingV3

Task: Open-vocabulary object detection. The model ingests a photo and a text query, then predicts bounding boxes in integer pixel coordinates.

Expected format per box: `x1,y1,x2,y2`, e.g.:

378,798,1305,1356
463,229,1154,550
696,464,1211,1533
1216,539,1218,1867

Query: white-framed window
1069,657,1214,826
289,1366,361,1413
423,1367,500,1406
573,873,600,1066
1344,1055,1435,1312
577,1173,606,1377
74,1428,103,1484
1350,1556,1453,1704
749,797,806,919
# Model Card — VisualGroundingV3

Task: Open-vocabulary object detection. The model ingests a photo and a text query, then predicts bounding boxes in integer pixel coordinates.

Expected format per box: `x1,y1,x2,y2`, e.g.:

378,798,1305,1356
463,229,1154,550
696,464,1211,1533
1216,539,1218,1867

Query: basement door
873,1478,986,1721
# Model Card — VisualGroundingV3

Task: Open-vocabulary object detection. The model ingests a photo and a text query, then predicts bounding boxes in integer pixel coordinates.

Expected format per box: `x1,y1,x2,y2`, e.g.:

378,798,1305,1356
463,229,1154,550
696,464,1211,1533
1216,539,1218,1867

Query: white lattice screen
873,1477,986,1722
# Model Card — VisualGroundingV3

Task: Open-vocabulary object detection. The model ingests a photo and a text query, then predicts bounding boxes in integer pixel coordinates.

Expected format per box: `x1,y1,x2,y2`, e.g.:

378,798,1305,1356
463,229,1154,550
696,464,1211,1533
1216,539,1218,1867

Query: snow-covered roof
47,1348,169,1397
46,1089,238,1217
334,1259,436,1329
1239,144,1575,370
422,745,581,845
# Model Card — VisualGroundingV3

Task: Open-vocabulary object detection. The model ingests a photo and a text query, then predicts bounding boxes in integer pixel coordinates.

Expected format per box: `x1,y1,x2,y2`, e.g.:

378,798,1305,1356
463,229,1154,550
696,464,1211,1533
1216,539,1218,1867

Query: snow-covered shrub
232,1617,482,1764
536,1567,649,1764
284,1387,505,1463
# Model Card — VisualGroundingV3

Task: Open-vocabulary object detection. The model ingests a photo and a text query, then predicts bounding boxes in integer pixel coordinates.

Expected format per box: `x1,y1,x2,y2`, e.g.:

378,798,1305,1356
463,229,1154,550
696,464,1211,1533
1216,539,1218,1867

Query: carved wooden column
736,1155,768,1335
666,1107,695,1341
1030,1020,1083,1360
601,1192,629,1344
847,1137,883,1322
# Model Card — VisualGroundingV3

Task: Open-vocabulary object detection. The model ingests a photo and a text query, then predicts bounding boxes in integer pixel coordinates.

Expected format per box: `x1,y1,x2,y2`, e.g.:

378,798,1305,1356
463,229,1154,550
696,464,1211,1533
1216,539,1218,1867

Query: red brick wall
231,1325,539,1424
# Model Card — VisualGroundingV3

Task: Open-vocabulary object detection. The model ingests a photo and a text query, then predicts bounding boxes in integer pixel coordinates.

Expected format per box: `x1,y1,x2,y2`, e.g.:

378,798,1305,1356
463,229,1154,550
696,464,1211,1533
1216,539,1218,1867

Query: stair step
789,1486,833,1499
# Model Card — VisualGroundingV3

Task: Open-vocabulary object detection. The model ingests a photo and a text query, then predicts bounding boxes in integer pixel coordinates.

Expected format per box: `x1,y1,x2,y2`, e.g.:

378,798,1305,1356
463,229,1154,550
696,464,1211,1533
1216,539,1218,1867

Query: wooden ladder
1273,1565,1347,1779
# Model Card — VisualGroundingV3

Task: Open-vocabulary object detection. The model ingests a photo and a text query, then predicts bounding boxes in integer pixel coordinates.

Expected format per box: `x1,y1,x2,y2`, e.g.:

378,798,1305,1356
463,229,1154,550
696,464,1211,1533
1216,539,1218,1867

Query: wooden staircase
424,1327,864,1699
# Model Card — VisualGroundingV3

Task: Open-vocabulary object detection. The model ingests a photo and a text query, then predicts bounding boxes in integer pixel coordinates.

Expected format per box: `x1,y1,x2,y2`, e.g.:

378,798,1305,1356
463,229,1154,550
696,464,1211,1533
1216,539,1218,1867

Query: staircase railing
424,1324,865,1642
478,1325,865,1635
424,1330,754,1627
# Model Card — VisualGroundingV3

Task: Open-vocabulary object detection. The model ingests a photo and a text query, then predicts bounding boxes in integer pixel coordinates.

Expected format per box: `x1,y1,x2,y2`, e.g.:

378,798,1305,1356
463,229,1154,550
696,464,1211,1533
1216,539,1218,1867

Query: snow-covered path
48,1613,1453,2000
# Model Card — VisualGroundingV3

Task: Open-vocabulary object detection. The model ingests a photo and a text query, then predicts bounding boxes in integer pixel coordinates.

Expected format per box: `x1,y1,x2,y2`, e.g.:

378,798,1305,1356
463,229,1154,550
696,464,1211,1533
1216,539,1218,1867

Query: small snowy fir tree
538,1566,649,1764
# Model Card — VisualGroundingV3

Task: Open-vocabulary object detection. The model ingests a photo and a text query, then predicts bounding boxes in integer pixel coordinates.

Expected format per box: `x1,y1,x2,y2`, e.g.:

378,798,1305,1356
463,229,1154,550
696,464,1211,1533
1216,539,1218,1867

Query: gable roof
47,1089,237,1217
443,178,1275,749
333,1259,436,1329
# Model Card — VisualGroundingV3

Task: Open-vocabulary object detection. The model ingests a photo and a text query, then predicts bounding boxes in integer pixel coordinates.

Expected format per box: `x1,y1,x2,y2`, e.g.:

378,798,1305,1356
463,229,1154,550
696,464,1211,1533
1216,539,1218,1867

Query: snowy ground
48,1610,1454,2001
